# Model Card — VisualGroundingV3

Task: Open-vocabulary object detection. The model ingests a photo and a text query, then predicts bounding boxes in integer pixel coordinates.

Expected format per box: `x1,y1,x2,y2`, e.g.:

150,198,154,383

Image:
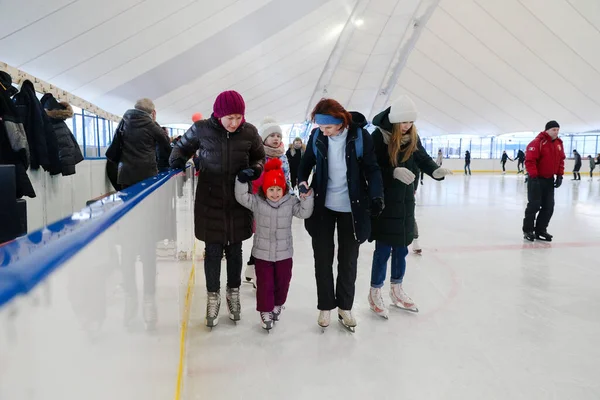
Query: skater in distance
298,98,383,333
572,149,582,181
521,120,565,242
170,90,265,328
367,95,452,319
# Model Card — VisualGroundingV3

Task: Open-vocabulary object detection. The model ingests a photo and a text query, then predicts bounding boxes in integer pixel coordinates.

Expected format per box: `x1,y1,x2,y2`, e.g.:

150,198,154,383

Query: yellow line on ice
174,240,196,400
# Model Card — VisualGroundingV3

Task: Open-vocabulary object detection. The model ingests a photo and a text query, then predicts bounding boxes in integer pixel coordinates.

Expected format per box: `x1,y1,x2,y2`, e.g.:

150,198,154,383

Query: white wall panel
1,0,143,68
21,0,198,80
0,0,76,40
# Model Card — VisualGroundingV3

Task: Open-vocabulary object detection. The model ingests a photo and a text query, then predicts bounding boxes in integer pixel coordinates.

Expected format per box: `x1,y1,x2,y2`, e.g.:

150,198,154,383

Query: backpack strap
355,127,363,159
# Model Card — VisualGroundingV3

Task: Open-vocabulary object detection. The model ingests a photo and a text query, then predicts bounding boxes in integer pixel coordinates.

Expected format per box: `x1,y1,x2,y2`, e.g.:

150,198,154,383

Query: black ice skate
535,231,553,242
523,231,535,242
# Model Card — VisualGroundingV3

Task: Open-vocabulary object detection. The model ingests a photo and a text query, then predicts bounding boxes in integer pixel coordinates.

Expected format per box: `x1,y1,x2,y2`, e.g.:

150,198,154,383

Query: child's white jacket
235,179,314,262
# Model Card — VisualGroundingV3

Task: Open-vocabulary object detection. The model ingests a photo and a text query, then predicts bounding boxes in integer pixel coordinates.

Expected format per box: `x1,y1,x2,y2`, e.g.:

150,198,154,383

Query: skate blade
337,318,356,333
391,304,419,313
369,307,389,319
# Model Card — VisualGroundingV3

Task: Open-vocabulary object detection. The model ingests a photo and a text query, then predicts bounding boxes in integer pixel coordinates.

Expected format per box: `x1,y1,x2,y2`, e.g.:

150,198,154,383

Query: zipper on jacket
225,131,231,244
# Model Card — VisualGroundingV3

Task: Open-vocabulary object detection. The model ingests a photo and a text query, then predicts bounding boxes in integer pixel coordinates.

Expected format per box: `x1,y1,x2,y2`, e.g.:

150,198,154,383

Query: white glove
433,167,453,179
393,167,416,185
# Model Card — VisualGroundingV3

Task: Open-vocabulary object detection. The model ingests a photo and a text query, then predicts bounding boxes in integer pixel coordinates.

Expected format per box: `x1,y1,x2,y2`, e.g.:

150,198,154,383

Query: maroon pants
254,258,293,312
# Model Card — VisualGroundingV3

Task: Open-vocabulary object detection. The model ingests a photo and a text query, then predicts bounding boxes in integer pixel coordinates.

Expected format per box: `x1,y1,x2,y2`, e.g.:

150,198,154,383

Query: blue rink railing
0,166,191,308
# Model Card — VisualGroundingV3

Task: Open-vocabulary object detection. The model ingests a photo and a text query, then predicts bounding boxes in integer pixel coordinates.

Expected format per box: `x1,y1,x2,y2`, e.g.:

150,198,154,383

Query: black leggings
204,242,243,293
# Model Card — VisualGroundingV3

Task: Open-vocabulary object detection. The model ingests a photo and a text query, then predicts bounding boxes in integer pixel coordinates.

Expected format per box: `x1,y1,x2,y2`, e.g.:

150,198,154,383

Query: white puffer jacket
235,179,314,262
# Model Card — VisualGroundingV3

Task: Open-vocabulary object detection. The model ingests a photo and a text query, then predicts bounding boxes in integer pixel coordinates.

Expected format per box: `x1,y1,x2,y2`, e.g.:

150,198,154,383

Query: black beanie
545,120,560,131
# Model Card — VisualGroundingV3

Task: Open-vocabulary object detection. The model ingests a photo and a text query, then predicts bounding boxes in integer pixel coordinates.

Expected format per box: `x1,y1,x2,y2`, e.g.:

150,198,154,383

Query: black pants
464,162,471,175
522,178,555,233
573,163,581,180
517,160,524,173
591,168,595,178
502,161,507,172
312,209,360,311
204,242,242,293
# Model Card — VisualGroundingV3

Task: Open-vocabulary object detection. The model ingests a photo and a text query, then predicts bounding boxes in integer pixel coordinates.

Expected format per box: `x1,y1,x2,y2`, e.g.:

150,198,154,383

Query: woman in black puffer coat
170,90,265,328
367,95,452,319
41,94,83,176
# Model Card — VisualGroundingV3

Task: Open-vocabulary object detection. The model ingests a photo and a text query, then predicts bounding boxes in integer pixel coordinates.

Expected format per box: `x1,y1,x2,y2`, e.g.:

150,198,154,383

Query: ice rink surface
184,175,600,400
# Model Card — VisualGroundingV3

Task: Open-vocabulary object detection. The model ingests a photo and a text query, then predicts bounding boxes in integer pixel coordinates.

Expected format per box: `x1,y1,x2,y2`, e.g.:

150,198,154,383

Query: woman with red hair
298,99,383,332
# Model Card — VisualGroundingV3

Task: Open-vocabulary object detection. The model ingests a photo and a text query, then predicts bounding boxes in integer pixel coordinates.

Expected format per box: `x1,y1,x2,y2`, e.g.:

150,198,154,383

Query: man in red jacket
522,120,565,242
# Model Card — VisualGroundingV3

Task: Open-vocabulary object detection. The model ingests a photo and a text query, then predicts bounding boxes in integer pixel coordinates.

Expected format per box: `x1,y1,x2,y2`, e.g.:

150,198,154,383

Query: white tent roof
2,0,599,136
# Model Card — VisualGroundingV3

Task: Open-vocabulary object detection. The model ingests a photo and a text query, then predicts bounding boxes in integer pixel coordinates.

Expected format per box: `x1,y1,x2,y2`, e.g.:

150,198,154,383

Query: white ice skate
272,305,284,322
368,287,389,319
260,312,273,332
244,264,256,289
205,291,221,329
317,310,330,332
226,287,241,323
338,309,357,333
412,238,422,255
390,283,419,313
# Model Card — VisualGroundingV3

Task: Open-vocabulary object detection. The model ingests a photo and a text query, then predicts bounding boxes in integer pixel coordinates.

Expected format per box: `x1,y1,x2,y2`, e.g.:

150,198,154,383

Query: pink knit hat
213,90,246,118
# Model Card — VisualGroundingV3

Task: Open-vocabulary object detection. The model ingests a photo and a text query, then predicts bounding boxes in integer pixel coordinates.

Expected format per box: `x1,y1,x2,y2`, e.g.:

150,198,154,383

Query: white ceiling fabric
2,0,599,136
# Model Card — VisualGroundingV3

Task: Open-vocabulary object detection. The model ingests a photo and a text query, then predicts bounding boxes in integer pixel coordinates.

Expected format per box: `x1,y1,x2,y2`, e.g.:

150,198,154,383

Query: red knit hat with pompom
262,158,286,194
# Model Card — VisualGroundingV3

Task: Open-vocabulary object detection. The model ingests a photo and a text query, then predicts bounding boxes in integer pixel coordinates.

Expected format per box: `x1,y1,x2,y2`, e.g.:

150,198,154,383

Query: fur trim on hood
45,102,73,120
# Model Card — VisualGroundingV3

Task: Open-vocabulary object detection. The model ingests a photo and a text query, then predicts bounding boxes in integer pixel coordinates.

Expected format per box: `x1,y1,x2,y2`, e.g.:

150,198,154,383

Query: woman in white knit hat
244,117,292,285
367,95,452,318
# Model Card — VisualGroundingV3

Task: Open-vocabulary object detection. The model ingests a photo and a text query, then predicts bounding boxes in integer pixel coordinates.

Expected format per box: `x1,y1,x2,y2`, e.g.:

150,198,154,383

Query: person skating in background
368,95,452,318
170,90,265,328
596,154,600,180
464,150,471,175
286,137,305,191
522,120,565,242
235,158,314,331
588,155,596,181
572,150,582,181
298,98,383,332
500,150,513,174
244,117,291,282
516,149,525,174
436,149,443,166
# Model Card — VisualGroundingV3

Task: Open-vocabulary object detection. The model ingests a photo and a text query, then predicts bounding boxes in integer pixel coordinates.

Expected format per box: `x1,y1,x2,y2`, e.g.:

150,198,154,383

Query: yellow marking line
174,241,196,400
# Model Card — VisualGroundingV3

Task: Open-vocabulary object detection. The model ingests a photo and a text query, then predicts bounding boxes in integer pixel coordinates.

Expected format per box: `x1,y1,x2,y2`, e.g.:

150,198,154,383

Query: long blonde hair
388,123,418,167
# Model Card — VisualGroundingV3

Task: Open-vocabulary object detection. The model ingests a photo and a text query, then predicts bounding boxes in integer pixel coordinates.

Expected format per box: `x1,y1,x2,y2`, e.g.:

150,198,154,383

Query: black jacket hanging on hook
41,93,83,176
13,80,61,175
0,78,36,198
